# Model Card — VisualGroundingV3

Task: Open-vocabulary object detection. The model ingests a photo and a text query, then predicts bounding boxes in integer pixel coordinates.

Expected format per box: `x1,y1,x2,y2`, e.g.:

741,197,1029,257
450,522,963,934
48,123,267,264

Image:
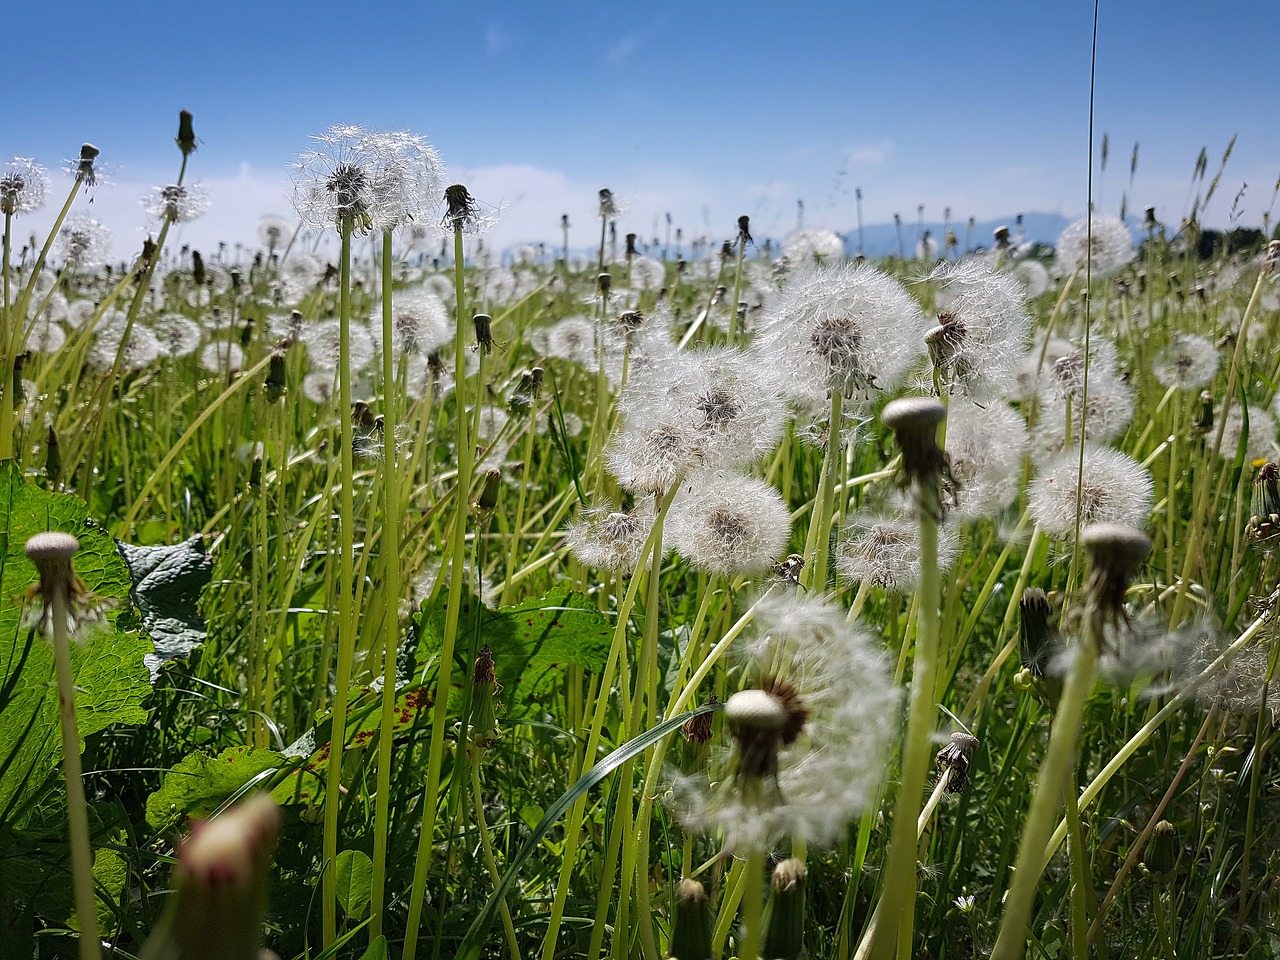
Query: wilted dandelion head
668,470,792,576
837,510,960,593
1153,333,1220,390
143,183,210,223
1028,444,1154,540
0,157,49,216
24,532,106,637
1055,214,1135,278
672,593,898,852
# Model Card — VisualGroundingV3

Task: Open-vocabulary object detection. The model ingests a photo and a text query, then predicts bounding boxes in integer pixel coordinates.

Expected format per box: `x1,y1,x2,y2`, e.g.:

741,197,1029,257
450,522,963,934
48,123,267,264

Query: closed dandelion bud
142,794,280,960
1081,523,1152,627
469,645,501,750
45,426,60,486
192,250,206,287
668,878,713,960
626,232,637,257
1018,588,1063,707
678,696,717,774
738,215,753,246
176,109,197,156
229,266,242,292
1192,390,1214,435
763,858,807,960
265,344,288,402
472,313,494,355
935,732,981,793
1144,820,1179,882
597,272,612,298
474,469,502,517
1247,461,1280,547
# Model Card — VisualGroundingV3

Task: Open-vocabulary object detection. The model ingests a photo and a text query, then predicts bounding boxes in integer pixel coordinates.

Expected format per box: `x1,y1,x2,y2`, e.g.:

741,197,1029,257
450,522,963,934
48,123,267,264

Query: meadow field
3,115,1280,960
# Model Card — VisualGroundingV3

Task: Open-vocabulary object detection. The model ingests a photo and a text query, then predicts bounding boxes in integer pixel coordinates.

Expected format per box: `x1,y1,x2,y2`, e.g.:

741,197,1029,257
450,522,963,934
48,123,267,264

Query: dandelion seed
256,214,295,250
54,216,111,271
783,227,844,264
151,313,203,357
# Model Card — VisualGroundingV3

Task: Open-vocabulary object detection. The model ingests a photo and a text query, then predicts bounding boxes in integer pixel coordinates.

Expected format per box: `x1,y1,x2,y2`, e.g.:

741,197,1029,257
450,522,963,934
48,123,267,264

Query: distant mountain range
833,213,1073,258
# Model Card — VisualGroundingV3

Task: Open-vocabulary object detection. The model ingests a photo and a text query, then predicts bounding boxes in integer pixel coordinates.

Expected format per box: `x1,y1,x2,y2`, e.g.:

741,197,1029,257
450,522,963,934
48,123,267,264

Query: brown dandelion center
697,388,741,428
600,511,642,540
327,163,370,214
811,314,862,361
707,508,750,546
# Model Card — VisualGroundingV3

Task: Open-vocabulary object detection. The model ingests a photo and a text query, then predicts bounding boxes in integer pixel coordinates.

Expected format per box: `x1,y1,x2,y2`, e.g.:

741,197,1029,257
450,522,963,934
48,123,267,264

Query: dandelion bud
1246,460,1280,547
444,184,481,230
144,794,280,960
1144,206,1159,229
1144,820,1179,882
668,878,713,960
472,313,493,355
935,732,981,793
176,109,198,156
1081,523,1152,626
45,426,60,486
994,224,1011,248
763,858,807,960
626,232,637,257
678,696,717,774
474,469,502,517
265,343,289,403
469,645,501,750
881,397,950,513
192,250,206,287
737,215,752,247
1017,588,1063,706
597,272,612,298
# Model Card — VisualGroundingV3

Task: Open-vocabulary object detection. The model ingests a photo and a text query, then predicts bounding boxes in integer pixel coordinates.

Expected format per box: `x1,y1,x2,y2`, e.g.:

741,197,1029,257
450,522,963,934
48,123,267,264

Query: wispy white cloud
846,140,895,165
606,34,639,63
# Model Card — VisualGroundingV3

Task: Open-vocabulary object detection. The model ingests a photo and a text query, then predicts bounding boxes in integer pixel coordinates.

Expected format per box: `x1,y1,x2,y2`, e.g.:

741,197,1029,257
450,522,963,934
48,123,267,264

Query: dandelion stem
321,216,357,950
738,848,767,960
990,615,1101,960
50,585,102,960
370,229,403,945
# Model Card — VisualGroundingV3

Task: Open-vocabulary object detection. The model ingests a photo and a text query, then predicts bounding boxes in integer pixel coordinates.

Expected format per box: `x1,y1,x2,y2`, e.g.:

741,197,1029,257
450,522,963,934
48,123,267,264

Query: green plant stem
804,391,844,593
370,230,402,944
1063,762,1094,960
470,756,522,960
738,848,767,960
404,223,476,960
321,217,357,950
50,589,102,960
868,482,941,960
990,615,1101,960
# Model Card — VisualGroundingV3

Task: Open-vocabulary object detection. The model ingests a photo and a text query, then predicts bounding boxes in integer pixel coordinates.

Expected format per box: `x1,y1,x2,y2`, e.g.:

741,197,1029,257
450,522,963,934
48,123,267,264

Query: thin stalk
370,230,403,944
470,757,522,960
50,593,102,960
738,848,767,960
990,615,1101,960
321,217,357,950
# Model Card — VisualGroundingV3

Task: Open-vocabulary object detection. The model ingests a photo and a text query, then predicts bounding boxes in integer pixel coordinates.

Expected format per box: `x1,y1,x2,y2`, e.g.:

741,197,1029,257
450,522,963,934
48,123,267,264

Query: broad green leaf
115,534,212,671
334,849,373,920
415,584,612,714
145,746,281,831
0,462,150,825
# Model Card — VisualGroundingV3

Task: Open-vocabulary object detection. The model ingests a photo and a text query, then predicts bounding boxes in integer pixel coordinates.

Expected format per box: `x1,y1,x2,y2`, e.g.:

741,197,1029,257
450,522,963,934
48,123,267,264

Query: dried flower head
566,500,657,573
1081,523,1152,625
143,183,210,223
1153,333,1220,391
926,259,1032,399
1055,213,1135,278
935,732,981,793
24,532,104,637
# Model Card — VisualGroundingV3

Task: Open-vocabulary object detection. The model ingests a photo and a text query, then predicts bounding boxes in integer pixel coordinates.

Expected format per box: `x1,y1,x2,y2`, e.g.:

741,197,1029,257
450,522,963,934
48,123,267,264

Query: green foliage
415,584,612,714
0,461,150,825
335,849,374,920
116,534,212,669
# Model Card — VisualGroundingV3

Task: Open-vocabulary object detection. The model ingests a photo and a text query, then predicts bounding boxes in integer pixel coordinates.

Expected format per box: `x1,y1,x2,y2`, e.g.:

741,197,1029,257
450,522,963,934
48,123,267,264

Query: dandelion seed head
926,259,1032,400
668,470,791,576
143,183,210,223
1055,213,1135,278
565,500,656,574
1217,404,1278,463
55,216,112,270
944,400,1028,521
1028,444,1154,540
1153,333,1220,390
837,510,960,593
545,315,597,364
783,227,844,264
0,157,49,216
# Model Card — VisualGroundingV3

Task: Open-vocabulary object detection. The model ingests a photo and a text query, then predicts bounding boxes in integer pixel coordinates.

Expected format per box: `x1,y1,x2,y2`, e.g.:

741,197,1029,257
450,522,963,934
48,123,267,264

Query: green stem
990,615,1101,960
370,230,403,944
738,848,767,960
321,217,357,950
50,591,101,960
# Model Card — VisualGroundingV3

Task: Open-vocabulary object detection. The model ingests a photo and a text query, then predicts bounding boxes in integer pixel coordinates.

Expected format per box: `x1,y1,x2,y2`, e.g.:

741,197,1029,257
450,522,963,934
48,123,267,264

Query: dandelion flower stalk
369,229,402,945
868,397,946,960
26,533,101,960
990,524,1152,960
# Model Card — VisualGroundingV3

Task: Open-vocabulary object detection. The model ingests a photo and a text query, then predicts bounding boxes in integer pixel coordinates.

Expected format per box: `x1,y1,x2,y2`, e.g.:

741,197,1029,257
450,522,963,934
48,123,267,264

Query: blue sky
7,1,1278,256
